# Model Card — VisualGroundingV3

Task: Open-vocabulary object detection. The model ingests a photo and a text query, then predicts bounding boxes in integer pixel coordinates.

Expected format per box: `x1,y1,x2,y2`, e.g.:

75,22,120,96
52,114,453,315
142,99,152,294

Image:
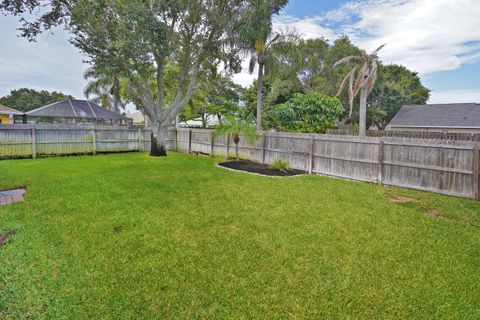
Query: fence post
210,131,214,157
226,134,230,159
174,127,178,151
31,126,36,159
92,127,97,155
137,128,141,151
188,129,192,153
473,144,479,200
308,134,314,174
377,139,384,184
261,132,267,164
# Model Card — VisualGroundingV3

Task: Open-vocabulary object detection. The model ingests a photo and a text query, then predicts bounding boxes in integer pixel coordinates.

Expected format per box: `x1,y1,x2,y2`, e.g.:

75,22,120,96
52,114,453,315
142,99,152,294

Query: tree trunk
256,63,264,132
359,85,368,137
150,125,168,156
235,143,239,160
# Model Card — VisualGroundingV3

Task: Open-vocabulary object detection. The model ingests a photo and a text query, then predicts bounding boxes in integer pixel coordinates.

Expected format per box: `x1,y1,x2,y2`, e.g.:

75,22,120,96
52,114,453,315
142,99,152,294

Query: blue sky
1,0,479,106
277,0,480,103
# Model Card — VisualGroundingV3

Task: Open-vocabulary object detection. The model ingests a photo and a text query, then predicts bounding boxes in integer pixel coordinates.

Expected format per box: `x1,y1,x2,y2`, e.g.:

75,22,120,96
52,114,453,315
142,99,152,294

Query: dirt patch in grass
189,151,210,156
218,161,305,177
0,230,16,247
390,196,417,204
425,209,440,217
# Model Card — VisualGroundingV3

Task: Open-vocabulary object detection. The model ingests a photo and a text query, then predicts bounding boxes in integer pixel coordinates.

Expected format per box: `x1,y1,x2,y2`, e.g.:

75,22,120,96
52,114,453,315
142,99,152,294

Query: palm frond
366,60,378,93
348,68,356,116
336,67,356,96
213,115,257,145
333,55,361,68
240,122,258,145
371,44,386,56
83,67,100,80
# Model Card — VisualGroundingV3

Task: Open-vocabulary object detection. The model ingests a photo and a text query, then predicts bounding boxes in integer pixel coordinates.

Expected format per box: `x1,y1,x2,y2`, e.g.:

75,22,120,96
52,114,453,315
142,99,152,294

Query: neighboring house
386,103,480,133
19,99,132,126
0,104,22,124
128,111,145,125
179,115,220,128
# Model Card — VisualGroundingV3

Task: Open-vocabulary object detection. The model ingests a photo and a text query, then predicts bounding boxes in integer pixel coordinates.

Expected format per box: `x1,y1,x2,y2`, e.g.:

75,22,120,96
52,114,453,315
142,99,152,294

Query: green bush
268,158,291,172
270,92,343,133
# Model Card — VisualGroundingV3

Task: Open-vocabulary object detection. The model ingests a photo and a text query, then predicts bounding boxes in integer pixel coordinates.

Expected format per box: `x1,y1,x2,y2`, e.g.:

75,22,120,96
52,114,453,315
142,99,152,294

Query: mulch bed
218,161,305,177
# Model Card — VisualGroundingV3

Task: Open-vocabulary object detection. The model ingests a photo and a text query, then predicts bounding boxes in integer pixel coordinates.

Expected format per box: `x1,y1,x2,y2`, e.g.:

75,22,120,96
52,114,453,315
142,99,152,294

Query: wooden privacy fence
0,124,151,158
172,128,480,200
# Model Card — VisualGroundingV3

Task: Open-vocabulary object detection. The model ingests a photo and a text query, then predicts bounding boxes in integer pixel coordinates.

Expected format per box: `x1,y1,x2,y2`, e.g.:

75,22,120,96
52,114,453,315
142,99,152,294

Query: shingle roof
0,104,22,115
25,99,129,121
387,103,480,128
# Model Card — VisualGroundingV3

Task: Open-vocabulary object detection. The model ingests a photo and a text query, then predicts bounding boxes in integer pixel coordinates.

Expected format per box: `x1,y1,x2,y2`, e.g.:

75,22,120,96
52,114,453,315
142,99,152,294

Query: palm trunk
235,143,239,160
256,63,264,132
150,125,168,156
359,85,368,137
113,95,119,113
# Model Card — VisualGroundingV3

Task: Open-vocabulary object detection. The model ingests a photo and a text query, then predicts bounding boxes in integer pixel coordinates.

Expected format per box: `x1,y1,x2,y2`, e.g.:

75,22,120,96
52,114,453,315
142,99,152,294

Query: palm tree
249,28,300,131
83,67,124,112
334,44,385,136
213,115,257,160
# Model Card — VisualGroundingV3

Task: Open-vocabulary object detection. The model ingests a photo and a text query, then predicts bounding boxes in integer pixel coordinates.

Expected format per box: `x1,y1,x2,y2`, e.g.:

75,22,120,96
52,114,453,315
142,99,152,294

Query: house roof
0,104,22,115
25,99,130,121
387,103,480,128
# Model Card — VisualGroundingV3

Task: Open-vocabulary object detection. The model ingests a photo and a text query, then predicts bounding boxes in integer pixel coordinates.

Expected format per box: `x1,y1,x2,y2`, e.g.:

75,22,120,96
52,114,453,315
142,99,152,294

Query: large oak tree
2,0,272,156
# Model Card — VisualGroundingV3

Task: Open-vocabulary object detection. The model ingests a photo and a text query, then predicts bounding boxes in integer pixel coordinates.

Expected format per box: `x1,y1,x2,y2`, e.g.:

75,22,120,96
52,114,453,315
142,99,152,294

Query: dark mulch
218,161,305,176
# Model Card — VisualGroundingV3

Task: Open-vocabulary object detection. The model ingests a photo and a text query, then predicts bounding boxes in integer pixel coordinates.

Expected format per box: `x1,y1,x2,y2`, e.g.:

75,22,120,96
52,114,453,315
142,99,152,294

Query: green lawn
1,152,480,319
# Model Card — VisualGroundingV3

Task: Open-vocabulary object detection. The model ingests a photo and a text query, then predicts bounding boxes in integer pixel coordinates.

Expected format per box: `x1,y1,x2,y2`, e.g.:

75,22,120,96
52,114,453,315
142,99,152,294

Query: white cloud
429,89,480,104
0,16,88,98
308,0,480,75
273,15,334,40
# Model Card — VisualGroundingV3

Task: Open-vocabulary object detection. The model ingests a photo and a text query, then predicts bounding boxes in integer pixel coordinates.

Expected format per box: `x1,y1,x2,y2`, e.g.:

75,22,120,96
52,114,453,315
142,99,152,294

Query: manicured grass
1,152,480,319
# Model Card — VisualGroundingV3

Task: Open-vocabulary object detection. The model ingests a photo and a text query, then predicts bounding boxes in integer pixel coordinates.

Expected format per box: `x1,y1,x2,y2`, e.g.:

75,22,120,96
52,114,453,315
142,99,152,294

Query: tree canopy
0,88,73,112
241,35,430,132
1,1,430,137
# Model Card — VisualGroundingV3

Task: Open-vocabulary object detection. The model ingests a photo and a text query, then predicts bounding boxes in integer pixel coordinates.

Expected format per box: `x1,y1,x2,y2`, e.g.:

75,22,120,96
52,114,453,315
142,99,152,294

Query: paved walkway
0,188,26,206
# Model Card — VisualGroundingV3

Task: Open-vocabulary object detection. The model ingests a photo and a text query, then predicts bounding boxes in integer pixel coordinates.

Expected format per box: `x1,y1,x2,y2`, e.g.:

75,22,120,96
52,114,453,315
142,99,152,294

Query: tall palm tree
334,44,385,136
249,28,300,131
213,115,257,160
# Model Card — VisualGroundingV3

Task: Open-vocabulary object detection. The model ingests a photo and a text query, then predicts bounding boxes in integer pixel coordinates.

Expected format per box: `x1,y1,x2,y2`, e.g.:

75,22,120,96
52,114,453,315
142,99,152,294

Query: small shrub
268,159,291,173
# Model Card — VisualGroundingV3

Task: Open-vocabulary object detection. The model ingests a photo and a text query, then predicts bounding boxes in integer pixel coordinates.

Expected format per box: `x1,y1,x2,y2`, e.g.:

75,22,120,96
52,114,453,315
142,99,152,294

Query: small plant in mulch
0,230,17,248
268,159,292,173
213,115,257,161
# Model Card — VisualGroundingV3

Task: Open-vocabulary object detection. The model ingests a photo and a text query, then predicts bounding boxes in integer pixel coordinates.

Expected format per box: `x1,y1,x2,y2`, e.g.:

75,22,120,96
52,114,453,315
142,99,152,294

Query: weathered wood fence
326,128,480,141
0,124,151,158
2,124,479,199
172,128,480,200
